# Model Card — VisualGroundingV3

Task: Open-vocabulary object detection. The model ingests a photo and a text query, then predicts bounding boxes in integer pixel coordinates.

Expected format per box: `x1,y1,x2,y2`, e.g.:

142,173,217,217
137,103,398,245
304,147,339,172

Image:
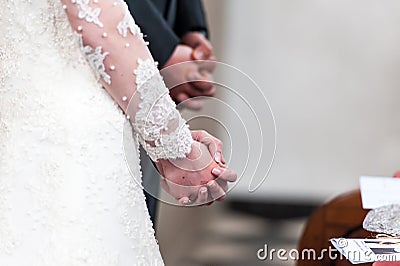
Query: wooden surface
297,190,372,266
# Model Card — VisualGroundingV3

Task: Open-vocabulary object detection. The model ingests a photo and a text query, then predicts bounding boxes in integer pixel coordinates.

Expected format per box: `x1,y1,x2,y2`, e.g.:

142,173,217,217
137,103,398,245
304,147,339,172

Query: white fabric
0,0,192,265
63,0,193,162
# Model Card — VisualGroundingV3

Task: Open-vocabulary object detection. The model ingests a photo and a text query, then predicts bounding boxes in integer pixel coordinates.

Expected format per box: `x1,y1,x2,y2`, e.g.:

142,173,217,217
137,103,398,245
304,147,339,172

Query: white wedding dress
0,0,193,265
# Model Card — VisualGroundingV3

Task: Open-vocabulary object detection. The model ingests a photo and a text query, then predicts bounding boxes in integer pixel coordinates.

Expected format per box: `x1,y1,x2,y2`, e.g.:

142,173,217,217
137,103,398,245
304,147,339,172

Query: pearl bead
62,4,67,10
122,96,128,102
102,32,108,38
126,115,131,120
93,0,99,3
110,65,115,71
125,43,130,48
77,25,83,32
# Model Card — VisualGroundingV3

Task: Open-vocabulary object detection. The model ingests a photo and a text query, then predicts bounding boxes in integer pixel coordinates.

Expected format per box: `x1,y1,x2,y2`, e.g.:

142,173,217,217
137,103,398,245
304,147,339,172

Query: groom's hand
156,141,222,204
156,131,237,205
181,32,215,62
162,44,215,110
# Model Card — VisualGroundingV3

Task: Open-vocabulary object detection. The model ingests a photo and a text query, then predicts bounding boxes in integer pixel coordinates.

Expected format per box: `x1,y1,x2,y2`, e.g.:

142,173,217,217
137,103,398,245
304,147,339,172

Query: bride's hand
155,131,237,205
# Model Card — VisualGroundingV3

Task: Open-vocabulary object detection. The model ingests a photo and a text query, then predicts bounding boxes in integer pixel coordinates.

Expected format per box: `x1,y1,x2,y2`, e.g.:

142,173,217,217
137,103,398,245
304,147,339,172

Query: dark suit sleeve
174,0,209,38
125,0,180,67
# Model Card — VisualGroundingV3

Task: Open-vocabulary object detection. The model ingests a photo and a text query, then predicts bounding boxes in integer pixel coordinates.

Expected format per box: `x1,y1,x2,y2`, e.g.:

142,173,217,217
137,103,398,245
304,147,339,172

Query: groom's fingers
207,180,226,201
216,179,229,193
182,98,205,110
191,130,226,165
188,71,215,94
196,187,209,205
174,92,190,103
175,93,205,111
197,58,217,73
212,167,237,182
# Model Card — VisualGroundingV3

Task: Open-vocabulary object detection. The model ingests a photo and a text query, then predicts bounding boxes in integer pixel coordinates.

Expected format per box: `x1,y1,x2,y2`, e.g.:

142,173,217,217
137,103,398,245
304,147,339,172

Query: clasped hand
155,130,237,206
162,32,217,110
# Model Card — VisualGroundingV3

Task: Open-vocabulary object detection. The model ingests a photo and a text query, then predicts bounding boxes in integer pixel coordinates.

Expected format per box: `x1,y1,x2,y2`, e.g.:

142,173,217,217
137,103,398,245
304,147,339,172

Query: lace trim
140,123,193,161
73,0,104,28
77,34,111,85
363,204,400,237
117,3,141,37
134,58,158,88
133,59,193,161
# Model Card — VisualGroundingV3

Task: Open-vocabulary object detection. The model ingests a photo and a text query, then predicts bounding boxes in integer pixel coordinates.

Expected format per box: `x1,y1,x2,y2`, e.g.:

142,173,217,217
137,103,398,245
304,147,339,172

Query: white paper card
360,176,400,209
331,238,400,264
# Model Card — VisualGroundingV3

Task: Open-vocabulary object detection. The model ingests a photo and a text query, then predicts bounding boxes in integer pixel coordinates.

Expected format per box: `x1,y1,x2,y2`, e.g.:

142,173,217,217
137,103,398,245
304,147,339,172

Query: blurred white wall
202,0,400,202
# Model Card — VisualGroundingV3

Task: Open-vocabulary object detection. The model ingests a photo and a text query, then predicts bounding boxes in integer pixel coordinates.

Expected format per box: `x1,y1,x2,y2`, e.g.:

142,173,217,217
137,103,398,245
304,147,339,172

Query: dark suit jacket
124,0,208,225
125,0,208,67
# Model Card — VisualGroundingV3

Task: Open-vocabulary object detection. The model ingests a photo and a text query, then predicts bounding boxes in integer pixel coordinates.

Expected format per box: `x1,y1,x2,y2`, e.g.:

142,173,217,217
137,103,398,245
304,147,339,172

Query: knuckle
217,141,223,149
232,173,238,181
200,130,208,137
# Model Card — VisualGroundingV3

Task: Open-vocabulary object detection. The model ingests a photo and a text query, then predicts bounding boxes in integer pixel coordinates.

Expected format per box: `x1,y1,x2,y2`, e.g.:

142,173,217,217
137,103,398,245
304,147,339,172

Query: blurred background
156,1,400,265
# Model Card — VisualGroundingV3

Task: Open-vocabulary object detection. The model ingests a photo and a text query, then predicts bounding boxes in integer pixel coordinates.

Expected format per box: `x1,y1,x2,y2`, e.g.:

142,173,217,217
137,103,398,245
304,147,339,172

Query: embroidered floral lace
62,0,193,161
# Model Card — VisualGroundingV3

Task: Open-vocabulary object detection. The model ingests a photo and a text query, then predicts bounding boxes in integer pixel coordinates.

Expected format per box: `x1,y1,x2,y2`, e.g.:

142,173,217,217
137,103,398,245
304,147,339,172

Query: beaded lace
63,0,193,161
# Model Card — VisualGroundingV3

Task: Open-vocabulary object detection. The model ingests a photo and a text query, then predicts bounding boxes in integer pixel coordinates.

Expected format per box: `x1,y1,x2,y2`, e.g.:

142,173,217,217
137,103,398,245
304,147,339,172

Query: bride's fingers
191,130,226,165
207,180,226,201
212,167,237,182
195,187,209,205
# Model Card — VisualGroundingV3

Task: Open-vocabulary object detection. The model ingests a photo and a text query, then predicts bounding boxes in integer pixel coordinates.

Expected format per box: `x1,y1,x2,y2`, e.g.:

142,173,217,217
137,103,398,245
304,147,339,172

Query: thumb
192,45,211,60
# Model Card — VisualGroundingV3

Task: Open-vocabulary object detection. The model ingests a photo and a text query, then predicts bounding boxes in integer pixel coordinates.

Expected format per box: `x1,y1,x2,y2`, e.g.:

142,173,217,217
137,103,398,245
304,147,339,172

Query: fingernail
208,180,217,188
214,152,221,163
212,168,222,176
195,50,204,59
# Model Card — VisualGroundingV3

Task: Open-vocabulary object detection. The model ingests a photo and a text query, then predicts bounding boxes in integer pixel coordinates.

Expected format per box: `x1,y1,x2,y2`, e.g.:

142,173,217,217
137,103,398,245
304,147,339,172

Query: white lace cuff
132,59,193,162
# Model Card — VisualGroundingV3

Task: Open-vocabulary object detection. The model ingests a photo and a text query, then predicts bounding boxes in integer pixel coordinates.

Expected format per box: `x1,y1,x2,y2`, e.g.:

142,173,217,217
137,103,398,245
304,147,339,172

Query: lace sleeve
61,0,193,161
